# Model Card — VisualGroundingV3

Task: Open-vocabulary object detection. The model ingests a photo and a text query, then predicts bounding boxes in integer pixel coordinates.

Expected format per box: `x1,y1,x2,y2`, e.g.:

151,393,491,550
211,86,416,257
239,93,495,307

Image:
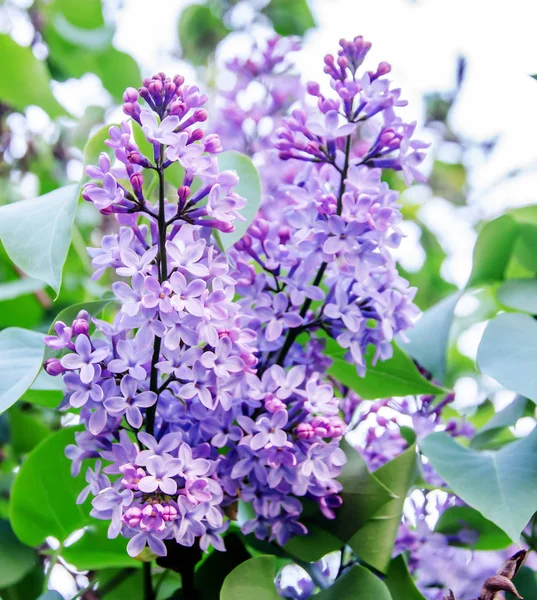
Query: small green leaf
0,184,79,294
0,328,45,414
477,312,537,402
497,278,537,314
178,4,229,65
0,520,37,588
220,556,280,600
468,215,519,287
10,427,89,546
434,506,511,551
471,396,530,450
83,123,117,170
62,524,138,570
0,278,45,302
47,297,117,335
316,565,392,600
216,151,262,250
347,436,418,573
421,430,537,542
8,405,51,454
323,441,393,544
194,533,251,598
263,0,316,37
324,335,445,400
385,555,426,600
405,292,460,383
0,34,67,118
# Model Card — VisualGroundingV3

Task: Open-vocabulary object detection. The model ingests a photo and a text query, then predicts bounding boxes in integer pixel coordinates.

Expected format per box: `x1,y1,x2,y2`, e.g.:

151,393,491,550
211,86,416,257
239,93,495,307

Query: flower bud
44,358,64,376
72,319,89,336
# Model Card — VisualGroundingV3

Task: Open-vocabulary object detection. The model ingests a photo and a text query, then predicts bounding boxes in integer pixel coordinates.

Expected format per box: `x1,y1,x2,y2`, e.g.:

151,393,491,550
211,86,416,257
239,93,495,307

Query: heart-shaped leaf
316,565,392,600
421,430,537,542
220,556,280,600
477,312,537,402
0,184,79,294
0,328,45,414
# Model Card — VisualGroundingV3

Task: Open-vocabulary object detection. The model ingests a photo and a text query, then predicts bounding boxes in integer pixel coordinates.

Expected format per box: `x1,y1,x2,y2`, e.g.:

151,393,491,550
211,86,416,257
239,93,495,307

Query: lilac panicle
45,35,426,561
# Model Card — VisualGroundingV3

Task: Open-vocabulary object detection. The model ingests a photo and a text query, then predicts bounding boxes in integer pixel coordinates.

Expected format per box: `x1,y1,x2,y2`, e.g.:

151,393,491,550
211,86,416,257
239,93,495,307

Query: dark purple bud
44,358,64,376
130,173,144,200
127,151,152,169
173,74,185,87
188,129,204,143
72,318,89,336
193,108,208,122
306,81,321,96
123,87,139,102
204,133,222,153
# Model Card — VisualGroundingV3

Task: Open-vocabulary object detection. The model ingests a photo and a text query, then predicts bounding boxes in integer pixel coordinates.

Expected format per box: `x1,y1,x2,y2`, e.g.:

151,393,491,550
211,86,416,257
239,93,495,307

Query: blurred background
2,0,537,596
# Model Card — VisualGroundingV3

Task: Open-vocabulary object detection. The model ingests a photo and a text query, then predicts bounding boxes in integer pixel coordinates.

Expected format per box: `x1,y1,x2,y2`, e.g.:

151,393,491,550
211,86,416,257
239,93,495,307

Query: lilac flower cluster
222,36,424,376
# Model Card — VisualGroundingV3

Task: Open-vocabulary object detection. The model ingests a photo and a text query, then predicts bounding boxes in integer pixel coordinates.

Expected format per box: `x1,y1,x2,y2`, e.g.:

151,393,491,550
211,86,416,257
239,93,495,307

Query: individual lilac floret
60,335,108,384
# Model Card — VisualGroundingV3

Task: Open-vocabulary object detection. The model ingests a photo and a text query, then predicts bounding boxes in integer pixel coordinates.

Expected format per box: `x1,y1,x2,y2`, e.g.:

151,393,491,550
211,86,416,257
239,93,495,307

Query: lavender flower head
45,36,426,560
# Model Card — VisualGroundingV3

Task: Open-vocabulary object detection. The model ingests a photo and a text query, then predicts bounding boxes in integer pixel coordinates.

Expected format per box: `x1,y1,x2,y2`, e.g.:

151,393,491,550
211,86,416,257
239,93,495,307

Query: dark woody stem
145,145,167,437
274,133,352,368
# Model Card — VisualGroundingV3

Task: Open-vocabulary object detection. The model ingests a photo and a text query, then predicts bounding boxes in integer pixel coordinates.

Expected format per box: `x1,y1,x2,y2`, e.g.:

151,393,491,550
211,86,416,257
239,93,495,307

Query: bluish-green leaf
0,34,67,118
421,430,537,542
405,292,460,383
0,520,37,587
0,328,45,414
471,396,530,450
37,592,64,600
10,427,89,546
221,556,280,600
477,312,537,402
497,278,537,314
316,565,392,600
216,151,262,251
0,184,79,294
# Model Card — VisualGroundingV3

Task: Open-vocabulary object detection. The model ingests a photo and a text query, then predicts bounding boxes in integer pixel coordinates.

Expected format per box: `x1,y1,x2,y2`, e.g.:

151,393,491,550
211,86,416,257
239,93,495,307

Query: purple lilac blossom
45,37,426,561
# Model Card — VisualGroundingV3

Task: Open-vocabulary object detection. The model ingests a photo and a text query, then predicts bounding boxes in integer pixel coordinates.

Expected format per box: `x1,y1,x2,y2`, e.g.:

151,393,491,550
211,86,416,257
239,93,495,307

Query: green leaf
47,297,117,335
220,556,280,600
284,524,342,563
324,336,445,400
405,292,460,383
496,278,537,314
263,0,316,37
468,215,519,287
0,278,45,301
21,370,64,409
216,151,262,250
0,566,44,600
0,34,67,118
323,441,393,545
10,427,89,546
477,312,537,402
53,0,105,29
0,520,37,587
434,506,511,550
508,566,537,599
0,328,45,414
346,435,418,573
471,396,530,450
178,4,229,65
385,555,425,600
83,123,117,170
0,184,79,294
194,533,251,599
315,565,392,600
94,47,141,101
62,524,139,570
421,430,537,542
8,405,51,454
